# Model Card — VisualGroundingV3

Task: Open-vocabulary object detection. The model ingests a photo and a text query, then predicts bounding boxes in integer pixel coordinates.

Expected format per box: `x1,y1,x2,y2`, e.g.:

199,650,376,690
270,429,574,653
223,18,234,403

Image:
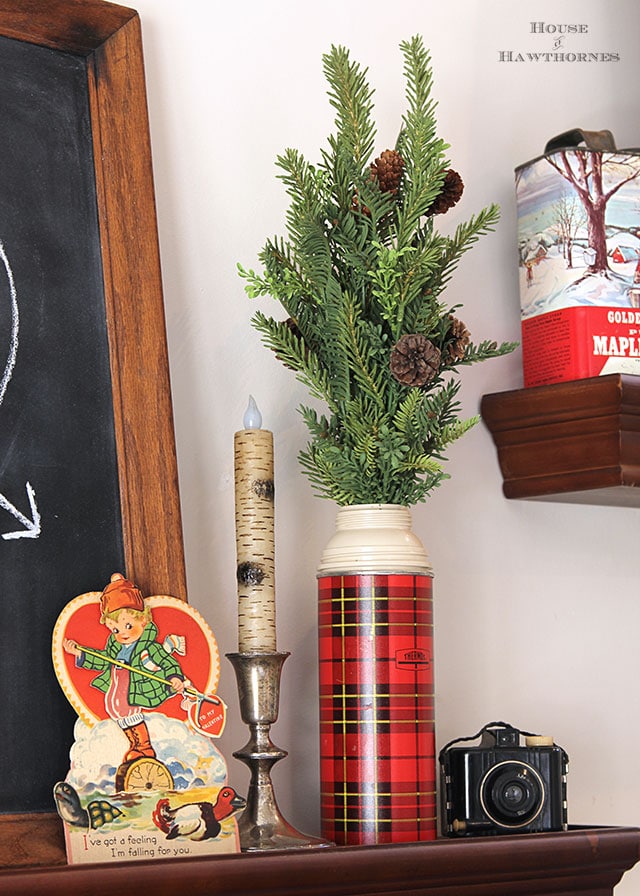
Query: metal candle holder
227,651,330,851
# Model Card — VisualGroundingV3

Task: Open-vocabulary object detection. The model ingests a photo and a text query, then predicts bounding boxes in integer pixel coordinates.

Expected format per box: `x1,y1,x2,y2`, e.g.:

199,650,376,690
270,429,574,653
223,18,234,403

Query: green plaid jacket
79,621,183,709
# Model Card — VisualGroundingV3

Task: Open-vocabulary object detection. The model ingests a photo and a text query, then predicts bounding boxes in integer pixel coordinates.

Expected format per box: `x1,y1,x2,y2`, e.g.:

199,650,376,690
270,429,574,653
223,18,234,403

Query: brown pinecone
426,169,464,216
447,316,471,361
285,317,303,340
279,318,308,368
390,334,441,387
370,149,404,195
351,191,371,217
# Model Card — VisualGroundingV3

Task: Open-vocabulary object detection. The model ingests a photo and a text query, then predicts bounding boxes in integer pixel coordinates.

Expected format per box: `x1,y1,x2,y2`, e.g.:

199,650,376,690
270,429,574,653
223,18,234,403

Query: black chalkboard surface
0,34,125,812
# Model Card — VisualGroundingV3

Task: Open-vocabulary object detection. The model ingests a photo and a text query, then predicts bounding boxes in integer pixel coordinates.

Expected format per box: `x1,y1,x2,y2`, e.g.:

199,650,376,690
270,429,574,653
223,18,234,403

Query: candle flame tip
243,395,262,429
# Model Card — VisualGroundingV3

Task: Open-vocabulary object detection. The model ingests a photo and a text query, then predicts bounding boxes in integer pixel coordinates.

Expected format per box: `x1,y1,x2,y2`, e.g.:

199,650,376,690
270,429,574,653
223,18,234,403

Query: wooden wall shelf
0,814,639,895
481,374,640,506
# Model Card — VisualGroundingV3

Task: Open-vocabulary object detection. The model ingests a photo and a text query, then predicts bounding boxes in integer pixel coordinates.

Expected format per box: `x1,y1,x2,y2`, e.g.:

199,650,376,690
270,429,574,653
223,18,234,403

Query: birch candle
234,396,276,652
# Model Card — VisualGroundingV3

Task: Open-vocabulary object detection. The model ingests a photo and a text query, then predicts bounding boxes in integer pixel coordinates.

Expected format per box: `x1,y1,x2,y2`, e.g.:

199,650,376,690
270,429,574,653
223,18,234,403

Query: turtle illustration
54,781,123,830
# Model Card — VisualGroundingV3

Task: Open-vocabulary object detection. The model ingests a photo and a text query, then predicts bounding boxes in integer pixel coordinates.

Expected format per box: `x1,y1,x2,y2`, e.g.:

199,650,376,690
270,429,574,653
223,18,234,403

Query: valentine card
52,573,244,864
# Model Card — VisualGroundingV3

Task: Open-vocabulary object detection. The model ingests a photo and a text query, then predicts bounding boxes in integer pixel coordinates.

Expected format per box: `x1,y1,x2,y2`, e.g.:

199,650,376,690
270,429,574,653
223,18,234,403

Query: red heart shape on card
52,591,221,728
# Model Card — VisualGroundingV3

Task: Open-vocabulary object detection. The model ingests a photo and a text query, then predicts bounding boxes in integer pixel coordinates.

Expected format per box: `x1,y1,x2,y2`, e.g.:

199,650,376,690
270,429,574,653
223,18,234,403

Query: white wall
131,0,639,889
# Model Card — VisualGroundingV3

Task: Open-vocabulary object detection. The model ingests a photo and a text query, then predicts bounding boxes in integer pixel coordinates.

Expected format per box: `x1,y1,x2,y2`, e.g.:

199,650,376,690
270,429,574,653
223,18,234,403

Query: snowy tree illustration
547,151,640,276
552,194,585,269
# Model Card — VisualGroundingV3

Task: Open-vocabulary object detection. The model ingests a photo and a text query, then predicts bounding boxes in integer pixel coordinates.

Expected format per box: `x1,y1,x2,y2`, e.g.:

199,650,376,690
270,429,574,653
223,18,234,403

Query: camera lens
480,761,545,829
503,783,525,805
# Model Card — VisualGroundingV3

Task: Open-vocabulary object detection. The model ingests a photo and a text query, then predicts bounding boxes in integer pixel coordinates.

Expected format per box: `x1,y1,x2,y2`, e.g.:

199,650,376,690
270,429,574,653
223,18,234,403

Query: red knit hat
100,572,145,618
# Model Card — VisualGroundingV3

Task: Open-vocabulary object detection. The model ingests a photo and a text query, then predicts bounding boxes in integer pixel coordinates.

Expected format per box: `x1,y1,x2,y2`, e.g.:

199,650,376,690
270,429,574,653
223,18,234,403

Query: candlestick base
227,651,331,851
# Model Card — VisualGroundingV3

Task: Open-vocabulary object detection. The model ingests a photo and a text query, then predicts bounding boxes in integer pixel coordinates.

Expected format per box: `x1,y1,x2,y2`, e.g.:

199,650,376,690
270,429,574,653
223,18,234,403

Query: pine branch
342,293,387,410
400,452,443,475
239,35,517,507
439,416,479,448
315,278,352,403
385,234,450,336
275,149,334,295
323,44,376,169
239,236,312,317
395,36,449,247
276,148,326,222
436,204,501,293
368,242,417,340
397,36,443,174
392,389,424,441
252,311,339,412
456,338,520,366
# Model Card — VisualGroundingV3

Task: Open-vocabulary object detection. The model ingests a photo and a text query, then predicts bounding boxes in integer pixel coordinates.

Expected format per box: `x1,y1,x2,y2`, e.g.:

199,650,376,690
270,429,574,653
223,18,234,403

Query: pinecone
351,191,371,217
447,316,471,361
371,149,404,195
426,169,464,216
279,317,309,368
390,334,441,387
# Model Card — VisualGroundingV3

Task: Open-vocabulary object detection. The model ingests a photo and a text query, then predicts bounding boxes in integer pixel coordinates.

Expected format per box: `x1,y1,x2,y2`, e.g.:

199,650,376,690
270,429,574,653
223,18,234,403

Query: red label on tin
522,306,640,388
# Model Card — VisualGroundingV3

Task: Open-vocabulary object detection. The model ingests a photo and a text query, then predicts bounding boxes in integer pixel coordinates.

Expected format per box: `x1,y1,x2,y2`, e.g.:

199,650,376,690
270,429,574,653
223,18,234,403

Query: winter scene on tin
516,146,640,318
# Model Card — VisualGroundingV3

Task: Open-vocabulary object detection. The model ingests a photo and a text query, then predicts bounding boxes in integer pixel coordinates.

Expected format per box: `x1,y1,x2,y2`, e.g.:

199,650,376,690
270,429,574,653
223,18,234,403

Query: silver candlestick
226,651,330,851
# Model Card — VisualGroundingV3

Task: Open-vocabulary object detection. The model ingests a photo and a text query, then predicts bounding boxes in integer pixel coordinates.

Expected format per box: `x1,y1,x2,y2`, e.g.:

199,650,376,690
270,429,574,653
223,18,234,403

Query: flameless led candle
234,396,276,652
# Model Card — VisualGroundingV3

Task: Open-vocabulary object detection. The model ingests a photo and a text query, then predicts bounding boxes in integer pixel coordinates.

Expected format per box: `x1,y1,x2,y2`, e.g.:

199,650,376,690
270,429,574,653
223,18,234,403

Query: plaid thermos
317,504,436,845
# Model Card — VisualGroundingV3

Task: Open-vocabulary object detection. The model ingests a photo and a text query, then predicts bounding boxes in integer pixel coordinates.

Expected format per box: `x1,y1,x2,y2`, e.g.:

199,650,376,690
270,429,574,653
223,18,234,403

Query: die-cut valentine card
52,573,244,864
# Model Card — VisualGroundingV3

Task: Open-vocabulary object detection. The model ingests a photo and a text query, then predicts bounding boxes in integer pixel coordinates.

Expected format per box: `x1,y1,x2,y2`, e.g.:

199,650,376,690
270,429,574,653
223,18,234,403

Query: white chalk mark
0,482,41,540
0,244,41,541
0,239,18,409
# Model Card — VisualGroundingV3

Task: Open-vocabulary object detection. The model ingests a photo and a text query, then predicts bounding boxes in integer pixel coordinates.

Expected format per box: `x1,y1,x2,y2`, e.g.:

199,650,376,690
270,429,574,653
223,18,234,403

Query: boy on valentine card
63,573,185,766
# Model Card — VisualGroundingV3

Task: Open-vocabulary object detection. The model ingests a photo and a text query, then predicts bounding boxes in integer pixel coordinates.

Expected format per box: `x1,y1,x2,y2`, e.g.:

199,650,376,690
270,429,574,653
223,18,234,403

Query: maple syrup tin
515,128,640,387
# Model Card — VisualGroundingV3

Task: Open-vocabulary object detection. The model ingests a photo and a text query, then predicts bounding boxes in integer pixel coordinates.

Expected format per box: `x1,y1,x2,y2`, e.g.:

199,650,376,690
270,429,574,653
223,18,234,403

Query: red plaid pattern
318,573,436,845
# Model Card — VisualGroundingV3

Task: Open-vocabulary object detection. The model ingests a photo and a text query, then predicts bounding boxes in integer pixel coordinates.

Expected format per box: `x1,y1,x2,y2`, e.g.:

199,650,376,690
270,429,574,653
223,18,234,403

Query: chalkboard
0,1,186,817
0,33,123,812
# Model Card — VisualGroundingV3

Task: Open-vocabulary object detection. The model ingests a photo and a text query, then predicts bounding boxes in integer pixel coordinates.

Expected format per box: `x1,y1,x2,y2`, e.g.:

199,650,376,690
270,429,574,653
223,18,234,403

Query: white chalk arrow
0,482,41,540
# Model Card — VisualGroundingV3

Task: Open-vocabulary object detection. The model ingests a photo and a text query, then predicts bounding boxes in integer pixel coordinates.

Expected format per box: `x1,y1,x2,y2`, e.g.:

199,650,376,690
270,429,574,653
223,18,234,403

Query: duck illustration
54,781,123,830
152,787,246,841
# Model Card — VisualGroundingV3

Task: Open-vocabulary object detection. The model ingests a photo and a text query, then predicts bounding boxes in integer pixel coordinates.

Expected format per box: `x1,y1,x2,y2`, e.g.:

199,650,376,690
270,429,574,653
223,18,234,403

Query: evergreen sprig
239,36,516,506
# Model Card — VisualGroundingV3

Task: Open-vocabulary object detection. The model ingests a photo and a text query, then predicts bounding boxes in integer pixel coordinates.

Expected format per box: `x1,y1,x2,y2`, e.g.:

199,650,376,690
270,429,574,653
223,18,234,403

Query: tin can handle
544,128,617,154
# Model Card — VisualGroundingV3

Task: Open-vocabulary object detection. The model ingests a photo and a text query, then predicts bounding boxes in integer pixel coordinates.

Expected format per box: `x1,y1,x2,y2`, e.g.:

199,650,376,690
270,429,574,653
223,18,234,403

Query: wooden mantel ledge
0,815,639,896
481,374,640,506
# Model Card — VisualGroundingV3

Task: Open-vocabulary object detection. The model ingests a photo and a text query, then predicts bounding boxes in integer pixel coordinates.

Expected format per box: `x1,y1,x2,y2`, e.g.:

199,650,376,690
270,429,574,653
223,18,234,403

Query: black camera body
439,722,568,836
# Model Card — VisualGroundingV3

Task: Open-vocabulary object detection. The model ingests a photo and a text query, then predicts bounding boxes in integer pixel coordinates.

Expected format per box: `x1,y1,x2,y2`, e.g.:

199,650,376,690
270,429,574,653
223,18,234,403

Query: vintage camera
439,722,568,836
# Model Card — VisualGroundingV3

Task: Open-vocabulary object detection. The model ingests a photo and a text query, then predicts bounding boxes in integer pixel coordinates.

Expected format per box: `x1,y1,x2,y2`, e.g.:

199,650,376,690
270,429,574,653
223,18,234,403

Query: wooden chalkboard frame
0,0,187,866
